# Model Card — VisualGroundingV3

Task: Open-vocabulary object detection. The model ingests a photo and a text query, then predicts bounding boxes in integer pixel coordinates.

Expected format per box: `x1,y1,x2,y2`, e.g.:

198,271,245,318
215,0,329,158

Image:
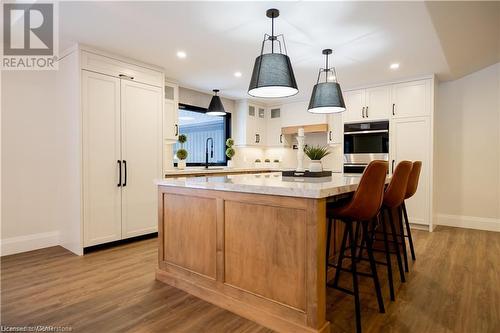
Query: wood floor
1,226,499,333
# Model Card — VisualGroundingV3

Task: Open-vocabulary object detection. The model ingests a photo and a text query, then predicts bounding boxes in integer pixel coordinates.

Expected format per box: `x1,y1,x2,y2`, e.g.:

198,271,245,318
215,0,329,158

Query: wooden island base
156,185,332,333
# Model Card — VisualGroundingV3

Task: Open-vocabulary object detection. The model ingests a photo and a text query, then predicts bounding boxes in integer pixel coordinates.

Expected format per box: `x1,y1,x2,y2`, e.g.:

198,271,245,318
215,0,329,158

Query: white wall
1,70,63,254
436,62,500,231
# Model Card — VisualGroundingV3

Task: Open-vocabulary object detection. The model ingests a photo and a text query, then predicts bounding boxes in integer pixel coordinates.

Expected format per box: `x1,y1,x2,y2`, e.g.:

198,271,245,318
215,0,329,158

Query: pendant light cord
325,53,329,82
271,14,274,53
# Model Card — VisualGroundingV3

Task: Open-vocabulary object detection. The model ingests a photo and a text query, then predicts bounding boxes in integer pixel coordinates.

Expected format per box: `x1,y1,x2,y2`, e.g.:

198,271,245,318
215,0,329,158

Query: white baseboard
436,214,500,232
0,231,60,256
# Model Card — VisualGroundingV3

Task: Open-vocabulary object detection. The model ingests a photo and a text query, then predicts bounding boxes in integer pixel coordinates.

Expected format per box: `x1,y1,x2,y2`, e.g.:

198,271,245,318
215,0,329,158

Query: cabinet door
266,108,285,146
365,86,391,120
392,117,431,227
164,99,178,141
392,80,431,118
121,79,163,238
82,70,122,246
256,107,266,146
343,89,365,123
327,112,343,145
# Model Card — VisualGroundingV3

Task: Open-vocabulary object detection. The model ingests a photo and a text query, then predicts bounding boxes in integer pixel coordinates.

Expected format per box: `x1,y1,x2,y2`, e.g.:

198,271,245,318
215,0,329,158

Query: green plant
255,159,261,163
176,148,188,160
274,159,280,163
264,159,270,163
304,145,330,160
225,147,235,159
226,138,234,147
178,134,187,144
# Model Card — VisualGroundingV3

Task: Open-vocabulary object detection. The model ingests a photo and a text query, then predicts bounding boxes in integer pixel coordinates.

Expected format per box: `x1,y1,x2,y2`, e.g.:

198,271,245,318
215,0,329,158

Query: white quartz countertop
164,167,279,176
156,172,366,199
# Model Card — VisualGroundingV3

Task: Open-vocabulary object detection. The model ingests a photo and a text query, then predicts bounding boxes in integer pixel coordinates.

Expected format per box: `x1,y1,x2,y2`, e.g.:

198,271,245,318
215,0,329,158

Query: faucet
205,137,214,169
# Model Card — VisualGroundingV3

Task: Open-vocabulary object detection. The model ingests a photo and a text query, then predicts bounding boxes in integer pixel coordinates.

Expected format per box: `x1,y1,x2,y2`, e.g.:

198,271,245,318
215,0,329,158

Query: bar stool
326,160,388,333
401,161,422,261
378,160,412,300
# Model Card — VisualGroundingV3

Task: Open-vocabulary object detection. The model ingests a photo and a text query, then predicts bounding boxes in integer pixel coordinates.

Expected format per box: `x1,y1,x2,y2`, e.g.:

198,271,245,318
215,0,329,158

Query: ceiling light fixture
234,72,242,78
176,51,187,59
390,63,400,70
248,8,298,98
308,49,346,114
206,89,226,116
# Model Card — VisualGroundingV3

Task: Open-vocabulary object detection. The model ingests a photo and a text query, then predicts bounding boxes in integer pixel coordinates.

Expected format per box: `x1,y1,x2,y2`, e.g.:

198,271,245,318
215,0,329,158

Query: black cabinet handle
392,160,395,173
366,106,369,118
174,124,178,136
392,103,395,116
119,74,134,80
329,131,332,141
122,160,127,186
362,107,365,118
279,134,283,143
117,160,122,187
255,134,260,143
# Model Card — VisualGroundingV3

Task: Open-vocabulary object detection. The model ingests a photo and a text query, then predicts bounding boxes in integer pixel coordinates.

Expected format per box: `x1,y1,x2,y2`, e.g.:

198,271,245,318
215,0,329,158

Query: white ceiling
59,1,499,103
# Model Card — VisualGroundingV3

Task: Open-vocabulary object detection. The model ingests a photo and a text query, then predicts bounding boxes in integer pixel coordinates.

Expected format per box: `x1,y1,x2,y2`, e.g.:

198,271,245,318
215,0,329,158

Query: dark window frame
174,103,231,167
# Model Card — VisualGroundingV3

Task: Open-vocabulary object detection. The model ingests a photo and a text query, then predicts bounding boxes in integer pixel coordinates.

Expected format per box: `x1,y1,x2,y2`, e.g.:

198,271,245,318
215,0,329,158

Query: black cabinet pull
362,107,365,118
279,134,283,144
366,106,369,118
255,134,260,143
392,103,395,116
119,74,134,80
329,131,332,141
392,160,395,173
122,160,127,186
117,160,122,187
174,124,178,136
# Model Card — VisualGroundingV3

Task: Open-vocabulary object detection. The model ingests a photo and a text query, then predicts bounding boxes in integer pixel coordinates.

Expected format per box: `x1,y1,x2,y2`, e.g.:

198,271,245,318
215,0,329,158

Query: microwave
343,121,389,173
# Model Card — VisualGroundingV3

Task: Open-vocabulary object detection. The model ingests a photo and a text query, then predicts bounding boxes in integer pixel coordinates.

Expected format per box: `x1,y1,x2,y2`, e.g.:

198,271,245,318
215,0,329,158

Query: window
173,104,231,166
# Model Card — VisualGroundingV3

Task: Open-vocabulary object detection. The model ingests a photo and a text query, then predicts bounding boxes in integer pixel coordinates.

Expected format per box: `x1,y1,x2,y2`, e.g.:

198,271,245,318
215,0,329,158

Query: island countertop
156,171,364,199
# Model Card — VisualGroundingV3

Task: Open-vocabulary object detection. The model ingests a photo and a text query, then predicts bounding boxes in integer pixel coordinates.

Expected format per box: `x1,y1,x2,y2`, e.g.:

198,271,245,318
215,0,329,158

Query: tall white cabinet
58,45,164,254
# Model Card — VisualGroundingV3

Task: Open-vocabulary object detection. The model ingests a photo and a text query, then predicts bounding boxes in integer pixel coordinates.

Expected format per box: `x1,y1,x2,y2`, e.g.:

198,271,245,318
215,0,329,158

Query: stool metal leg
326,217,332,282
380,213,395,301
387,208,406,283
363,221,385,314
397,206,409,272
332,221,349,289
402,202,416,260
348,221,362,333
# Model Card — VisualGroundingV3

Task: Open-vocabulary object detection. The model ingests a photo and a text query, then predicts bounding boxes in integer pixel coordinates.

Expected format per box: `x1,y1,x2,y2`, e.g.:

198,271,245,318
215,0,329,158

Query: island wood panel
163,193,217,279
224,201,307,311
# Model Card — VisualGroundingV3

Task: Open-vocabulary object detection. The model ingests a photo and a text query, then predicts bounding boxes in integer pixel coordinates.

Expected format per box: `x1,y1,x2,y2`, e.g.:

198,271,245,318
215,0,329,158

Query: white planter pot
254,162,262,169
272,162,280,169
309,160,323,172
227,160,234,169
177,160,186,170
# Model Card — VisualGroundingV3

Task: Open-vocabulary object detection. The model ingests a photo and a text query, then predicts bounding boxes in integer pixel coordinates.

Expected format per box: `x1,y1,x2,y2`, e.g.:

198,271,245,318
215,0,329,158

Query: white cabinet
163,81,179,142
266,107,289,146
391,117,431,227
82,71,122,246
343,86,391,123
120,80,163,239
391,80,431,118
327,112,343,145
234,100,267,146
82,70,163,247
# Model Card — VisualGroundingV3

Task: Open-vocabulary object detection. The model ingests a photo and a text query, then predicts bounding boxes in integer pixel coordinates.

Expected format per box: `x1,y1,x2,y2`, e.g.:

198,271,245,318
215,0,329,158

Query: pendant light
308,49,346,114
248,8,298,98
206,89,226,116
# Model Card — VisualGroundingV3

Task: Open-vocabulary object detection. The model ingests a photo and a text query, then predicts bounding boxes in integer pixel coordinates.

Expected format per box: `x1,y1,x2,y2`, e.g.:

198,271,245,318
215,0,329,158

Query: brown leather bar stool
326,160,388,333
401,161,422,261
379,160,412,300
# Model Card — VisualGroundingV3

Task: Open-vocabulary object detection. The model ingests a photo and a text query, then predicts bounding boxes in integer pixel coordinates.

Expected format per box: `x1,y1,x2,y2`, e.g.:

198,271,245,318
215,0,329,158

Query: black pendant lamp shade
248,9,298,98
308,49,346,114
207,89,226,116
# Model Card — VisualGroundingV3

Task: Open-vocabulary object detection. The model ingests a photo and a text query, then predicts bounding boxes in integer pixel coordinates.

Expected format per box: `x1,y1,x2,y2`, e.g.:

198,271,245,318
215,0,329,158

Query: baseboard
436,214,500,232
0,231,60,256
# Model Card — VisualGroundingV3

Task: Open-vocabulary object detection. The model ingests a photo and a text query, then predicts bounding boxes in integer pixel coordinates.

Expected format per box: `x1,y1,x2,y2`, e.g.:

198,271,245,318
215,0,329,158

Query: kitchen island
155,172,364,333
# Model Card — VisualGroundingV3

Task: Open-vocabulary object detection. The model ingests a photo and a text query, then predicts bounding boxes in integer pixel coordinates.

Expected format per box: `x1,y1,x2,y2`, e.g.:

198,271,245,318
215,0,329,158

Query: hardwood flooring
1,226,499,333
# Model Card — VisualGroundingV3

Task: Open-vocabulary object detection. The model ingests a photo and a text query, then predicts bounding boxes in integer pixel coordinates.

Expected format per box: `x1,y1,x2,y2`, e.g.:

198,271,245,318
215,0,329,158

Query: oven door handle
343,163,369,167
344,129,389,135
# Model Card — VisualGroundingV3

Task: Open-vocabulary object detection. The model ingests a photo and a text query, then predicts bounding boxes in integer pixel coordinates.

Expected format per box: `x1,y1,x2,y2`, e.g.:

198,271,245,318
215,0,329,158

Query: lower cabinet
391,117,431,228
82,70,162,247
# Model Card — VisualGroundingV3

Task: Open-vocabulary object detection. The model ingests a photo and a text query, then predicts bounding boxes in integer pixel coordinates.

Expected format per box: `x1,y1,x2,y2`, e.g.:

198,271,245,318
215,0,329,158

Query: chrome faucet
205,137,214,169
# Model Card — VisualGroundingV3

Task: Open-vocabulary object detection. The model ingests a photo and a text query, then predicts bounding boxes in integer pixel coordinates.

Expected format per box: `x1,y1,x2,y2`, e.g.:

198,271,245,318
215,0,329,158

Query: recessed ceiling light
390,63,400,70
234,71,242,78
176,51,187,59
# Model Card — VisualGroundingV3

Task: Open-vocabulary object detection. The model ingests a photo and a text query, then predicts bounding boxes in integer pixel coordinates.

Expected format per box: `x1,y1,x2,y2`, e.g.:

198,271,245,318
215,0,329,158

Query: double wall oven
343,121,389,173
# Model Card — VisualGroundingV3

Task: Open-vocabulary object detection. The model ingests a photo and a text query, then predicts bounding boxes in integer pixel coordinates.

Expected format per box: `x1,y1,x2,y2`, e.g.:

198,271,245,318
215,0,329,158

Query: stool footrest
327,283,355,296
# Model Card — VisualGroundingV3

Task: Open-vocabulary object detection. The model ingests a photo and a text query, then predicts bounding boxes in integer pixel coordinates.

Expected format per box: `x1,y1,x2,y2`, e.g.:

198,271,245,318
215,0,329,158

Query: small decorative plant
225,138,235,159
254,158,262,168
304,145,330,160
255,159,261,163
176,134,188,169
273,159,279,163
264,159,270,163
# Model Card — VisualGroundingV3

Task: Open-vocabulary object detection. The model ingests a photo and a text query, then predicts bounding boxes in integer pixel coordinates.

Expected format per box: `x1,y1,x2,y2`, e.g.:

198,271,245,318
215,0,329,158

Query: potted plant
254,159,262,168
264,158,271,168
225,138,235,168
176,134,188,169
304,145,330,172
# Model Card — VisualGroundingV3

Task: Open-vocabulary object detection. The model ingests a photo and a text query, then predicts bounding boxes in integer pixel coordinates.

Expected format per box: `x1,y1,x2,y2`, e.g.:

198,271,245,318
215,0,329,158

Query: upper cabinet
266,107,289,147
234,100,267,146
163,81,179,142
343,86,391,123
391,79,431,118
327,112,343,145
